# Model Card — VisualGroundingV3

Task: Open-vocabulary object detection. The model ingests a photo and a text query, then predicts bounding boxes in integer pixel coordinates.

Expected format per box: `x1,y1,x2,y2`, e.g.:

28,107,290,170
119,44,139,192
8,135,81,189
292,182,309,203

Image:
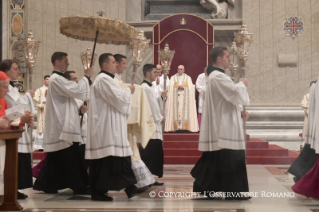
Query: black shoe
135,185,151,194
42,189,58,194
153,181,164,186
91,193,113,201
73,187,91,195
17,191,28,199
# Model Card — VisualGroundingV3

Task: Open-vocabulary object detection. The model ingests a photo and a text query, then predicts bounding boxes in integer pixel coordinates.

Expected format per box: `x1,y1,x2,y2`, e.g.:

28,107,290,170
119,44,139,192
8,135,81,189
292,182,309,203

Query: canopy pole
90,30,99,67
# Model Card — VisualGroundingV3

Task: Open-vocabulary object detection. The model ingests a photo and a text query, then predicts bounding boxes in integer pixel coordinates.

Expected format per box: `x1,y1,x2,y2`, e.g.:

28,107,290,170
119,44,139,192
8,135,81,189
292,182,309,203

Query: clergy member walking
33,52,93,194
291,78,319,198
86,53,140,201
113,56,156,189
139,64,166,185
191,46,251,200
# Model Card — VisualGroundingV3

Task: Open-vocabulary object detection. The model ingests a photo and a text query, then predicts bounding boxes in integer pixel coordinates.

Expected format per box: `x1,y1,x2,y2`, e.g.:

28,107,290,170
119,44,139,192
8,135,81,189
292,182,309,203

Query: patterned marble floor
8,165,319,212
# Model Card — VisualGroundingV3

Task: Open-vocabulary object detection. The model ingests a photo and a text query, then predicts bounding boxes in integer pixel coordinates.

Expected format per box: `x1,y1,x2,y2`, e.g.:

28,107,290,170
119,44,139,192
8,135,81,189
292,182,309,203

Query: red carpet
163,133,299,165
33,133,299,165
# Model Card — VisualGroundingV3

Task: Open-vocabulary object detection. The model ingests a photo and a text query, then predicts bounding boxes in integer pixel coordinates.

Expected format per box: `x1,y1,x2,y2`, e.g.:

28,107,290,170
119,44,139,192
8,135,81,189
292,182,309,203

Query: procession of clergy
0,46,254,202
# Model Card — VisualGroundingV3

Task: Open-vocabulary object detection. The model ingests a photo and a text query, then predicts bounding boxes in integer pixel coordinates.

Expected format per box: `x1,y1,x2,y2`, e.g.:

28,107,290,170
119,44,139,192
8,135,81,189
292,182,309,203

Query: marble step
246,107,304,122
246,121,303,129
247,129,301,141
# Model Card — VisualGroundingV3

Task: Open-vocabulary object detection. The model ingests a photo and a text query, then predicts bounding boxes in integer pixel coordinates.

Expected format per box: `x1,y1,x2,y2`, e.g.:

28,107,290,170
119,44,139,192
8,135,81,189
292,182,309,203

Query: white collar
115,73,121,80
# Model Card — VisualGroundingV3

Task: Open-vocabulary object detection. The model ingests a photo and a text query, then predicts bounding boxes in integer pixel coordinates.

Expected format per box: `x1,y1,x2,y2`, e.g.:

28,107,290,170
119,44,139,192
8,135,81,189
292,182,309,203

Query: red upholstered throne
153,14,214,83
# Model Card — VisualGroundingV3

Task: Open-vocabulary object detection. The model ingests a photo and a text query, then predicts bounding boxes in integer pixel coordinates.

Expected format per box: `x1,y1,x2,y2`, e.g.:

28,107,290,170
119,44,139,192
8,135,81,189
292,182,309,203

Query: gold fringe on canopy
59,15,140,45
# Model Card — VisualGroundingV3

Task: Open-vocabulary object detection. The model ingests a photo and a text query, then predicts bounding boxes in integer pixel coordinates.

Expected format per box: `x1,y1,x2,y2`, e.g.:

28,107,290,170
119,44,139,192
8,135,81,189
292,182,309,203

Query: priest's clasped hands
178,85,184,90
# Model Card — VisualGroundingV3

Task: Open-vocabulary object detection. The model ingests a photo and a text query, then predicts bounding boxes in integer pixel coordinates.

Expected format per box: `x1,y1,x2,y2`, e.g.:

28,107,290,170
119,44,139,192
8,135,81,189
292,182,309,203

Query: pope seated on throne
165,65,199,132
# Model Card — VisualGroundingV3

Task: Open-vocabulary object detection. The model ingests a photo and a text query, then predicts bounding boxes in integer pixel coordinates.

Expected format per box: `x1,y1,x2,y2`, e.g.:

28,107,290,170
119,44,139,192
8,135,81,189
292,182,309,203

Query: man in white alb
191,46,251,200
86,53,144,201
140,64,167,185
33,52,93,195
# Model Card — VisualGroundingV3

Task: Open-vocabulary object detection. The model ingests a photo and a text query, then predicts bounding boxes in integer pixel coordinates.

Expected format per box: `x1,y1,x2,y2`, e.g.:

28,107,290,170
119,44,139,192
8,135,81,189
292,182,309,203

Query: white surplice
152,75,170,98
116,79,156,188
75,99,87,144
198,70,250,151
85,72,133,159
195,73,207,113
43,72,90,152
301,93,309,140
141,81,164,140
5,84,36,153
305,82,319,153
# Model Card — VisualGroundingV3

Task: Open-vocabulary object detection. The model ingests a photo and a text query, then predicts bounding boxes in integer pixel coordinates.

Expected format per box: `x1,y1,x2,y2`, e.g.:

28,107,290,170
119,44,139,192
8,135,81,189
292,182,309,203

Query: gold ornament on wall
180,18,186,26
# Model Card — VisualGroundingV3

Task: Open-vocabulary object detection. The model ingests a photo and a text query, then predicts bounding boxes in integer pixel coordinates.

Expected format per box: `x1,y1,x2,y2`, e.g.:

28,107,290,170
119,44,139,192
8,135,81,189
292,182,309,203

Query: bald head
156,64,162,74
177,65,185,75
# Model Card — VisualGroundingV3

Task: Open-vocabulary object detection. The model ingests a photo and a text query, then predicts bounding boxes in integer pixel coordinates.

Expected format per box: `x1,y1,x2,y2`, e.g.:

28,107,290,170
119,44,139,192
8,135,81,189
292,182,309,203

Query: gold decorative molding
8,0,27,92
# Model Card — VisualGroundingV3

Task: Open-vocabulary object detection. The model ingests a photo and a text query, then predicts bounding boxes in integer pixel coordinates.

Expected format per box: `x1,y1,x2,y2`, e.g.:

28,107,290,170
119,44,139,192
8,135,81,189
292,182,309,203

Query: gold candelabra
20,30,41,154
20,30,41,90
232,25,253,143
158,43,175,131
81,47,97,70
130,31,150,85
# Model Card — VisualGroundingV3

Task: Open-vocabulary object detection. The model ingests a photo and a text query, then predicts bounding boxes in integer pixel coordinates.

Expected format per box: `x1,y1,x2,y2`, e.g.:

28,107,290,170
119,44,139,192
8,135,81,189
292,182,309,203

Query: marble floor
13,165,319,212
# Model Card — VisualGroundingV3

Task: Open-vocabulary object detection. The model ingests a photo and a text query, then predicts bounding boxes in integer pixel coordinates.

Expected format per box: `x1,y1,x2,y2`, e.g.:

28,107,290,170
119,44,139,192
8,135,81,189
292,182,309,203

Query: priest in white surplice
191,46,251,200
86,53,141,201
165,65,199,132
152,64,169,98
0,59,35,199
64,71,89,168
291,77,319,198
33,52,93,194
113,54,156,189
288,81,318,183
195,67,208,128
300,81,316,143
139,64,166,186
33,75,50,150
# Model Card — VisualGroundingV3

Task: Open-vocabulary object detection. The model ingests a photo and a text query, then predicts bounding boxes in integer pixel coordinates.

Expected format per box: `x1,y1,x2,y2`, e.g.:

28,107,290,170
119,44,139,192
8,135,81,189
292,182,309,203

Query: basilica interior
1,0,319,211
